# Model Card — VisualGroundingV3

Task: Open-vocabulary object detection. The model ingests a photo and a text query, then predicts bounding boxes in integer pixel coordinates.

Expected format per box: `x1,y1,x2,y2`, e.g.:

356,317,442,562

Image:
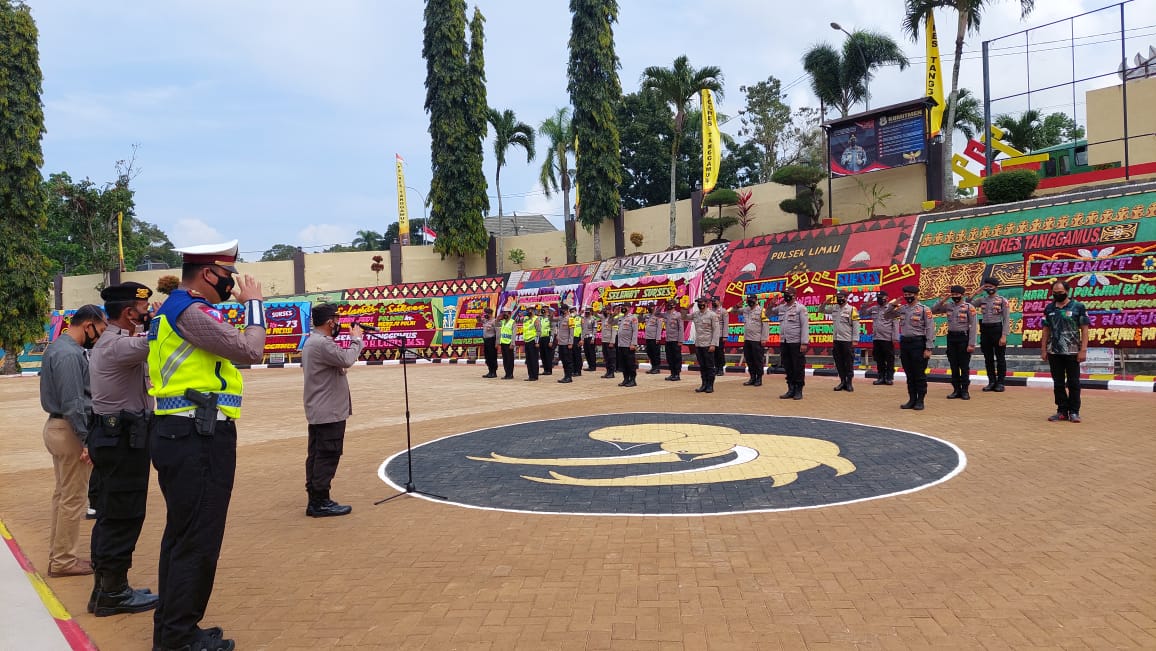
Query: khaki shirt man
861,303,900,342
616,312,639,347
691,305,718,347
302,325,365,425
932,297,979,349
733,304,766,343
643,312,661,339
769,301,810,345
823,302,860,343
662,307,683,343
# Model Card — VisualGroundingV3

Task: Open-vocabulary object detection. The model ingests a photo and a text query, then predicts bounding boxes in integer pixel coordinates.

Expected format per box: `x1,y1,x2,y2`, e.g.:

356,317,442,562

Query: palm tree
802,30,910,118
538,107,576,259
953,88,983,141
352,229,384,251
487,107,536,218
993,109,1045,152
640,55,724,248
903,0,1036,200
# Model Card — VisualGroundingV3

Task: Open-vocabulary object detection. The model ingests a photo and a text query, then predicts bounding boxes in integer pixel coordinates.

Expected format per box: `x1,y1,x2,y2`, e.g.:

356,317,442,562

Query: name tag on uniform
958,313,969,322
912,316,922,323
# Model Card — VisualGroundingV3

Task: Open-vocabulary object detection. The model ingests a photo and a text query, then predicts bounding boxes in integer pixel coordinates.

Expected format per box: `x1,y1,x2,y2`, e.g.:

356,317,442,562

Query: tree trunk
668,136,679,248
942,11,968,202
593,223,602,261
495,162,504,217
457,254,466,279
562,167,574,263
1,350,19,375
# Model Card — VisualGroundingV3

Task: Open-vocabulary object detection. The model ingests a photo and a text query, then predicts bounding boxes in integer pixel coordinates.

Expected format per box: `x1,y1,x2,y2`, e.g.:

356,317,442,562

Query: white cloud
297,223,355,249
519,180,566,231
170,218,225,248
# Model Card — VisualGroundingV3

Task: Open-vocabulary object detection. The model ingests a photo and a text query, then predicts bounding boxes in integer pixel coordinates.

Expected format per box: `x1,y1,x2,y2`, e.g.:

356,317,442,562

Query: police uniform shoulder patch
198,305,224,323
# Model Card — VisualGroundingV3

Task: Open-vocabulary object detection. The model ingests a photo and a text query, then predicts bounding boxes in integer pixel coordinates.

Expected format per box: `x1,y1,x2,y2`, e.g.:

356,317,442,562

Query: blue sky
27,0,1142,259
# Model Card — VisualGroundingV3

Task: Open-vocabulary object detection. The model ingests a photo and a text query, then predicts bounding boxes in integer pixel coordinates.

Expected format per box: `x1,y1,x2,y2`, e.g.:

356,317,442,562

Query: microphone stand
375,336,447,504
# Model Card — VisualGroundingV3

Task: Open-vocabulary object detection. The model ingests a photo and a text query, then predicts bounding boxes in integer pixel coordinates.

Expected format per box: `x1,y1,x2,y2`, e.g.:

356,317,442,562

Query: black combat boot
914,391,926,411
792,383,803,400
779,383,796,399
834,379,846,391
844,376,854,392
753,375,762,386
873,375,886,385
93,570,159,617
946,381,961,399
900,387,917,409
960,383,970,400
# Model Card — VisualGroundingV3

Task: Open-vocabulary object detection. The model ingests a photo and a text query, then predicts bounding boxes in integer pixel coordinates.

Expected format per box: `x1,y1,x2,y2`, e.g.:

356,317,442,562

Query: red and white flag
422,225,437,243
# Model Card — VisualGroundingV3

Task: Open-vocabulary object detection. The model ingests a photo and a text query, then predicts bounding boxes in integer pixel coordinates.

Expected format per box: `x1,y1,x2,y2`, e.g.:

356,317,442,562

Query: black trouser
645,338,661,369
832,340,854,382
539,336,553,373
743,340,765,379
89,418,150,574
1048,353,1082,415
570,343,582,374
601,343,617,373
980,324,1006,385
306,421,345,499
524,341,539,379
483,337,498,374
150,415,237,649
873,339,895,380
501,342,515,377
617,346,637,381
780,342,805,387
665,341,683,375
557,344,573,378
695,346,715,382
946,332,971,390
899,336,929,394
715,338,726,373
583,338,597,370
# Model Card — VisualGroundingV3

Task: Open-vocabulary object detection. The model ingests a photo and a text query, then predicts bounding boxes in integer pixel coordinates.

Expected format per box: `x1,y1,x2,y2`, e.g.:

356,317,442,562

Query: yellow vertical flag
572,135,580,217
117,211,125,271
925,12,945,137
701,89,721,194
395,154,410,246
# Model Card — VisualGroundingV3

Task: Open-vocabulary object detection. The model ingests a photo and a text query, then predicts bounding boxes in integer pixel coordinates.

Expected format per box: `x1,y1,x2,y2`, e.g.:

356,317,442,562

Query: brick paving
1,365,1154,650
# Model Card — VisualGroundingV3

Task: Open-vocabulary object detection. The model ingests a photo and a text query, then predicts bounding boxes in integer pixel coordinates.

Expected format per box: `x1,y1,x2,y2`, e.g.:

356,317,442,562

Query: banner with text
828,106,927,176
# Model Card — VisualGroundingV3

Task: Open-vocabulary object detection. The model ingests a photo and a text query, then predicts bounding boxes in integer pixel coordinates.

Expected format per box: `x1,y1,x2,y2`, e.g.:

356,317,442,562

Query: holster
98,411,152,449
183,388,219,437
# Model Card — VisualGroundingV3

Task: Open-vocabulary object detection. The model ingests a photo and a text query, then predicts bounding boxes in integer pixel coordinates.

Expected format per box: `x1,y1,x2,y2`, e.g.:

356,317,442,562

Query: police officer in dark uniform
148,240,265,651
88,282,160,617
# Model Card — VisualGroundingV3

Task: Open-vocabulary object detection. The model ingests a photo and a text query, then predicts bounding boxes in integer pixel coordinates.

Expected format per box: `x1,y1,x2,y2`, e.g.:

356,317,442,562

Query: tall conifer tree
0,0,51,374
567,0,622,260
423,0,489,277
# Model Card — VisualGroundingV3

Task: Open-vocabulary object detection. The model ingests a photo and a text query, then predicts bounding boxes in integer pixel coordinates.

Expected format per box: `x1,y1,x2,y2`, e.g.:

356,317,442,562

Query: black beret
781,287,795,295
695,296,708,303
100,282,152,303
902,285,919,294
836,289,849,298
877,290,889,298
983,276,1000,286
950,285,966,294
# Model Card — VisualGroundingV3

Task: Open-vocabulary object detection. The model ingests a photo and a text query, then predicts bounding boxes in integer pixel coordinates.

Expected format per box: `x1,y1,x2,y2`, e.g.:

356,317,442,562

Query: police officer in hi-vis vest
568,307,584,376
88,282,160,617
498,312,516,379
147,240,264,651
538,306,554,375
522,309,540,381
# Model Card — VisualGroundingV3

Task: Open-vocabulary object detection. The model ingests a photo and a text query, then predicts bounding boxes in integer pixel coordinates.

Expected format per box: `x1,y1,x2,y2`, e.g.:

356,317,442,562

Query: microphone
354,323,379,332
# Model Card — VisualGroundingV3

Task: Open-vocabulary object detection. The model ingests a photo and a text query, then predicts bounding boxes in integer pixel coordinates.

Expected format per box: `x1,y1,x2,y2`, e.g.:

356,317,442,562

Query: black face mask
81,324,99,349
209,270,235,303
952,296,963,303
985,287,997,295
904,295,917,304
1053,292,1068,303
877,296,887,305
837,298,846,305
135,308,152,329
747,300,757,308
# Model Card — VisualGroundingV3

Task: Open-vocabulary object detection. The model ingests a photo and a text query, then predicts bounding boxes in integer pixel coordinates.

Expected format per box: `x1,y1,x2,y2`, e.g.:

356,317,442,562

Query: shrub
156,275,180,295
629,231,644,249
983,169,1039,204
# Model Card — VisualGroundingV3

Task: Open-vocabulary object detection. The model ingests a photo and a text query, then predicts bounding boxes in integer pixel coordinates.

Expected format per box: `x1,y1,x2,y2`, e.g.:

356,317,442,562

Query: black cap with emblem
100,282,153,303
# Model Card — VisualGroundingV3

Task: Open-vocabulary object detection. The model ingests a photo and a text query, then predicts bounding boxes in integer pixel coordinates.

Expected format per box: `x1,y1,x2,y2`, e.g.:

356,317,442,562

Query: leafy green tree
903,0,1036,201
351,229,384,251
640,55,724,248
568,0,623,260
772,165,827,228
994,110,1085,152
383,218,430,249
0,0,51,374
700,188,740,241
618,90,677,209
260,244,301,262
803,31,909,118
537,107,575,262
737,77,792,182
953,88,984,141
424,0,490,277
488,107,535,218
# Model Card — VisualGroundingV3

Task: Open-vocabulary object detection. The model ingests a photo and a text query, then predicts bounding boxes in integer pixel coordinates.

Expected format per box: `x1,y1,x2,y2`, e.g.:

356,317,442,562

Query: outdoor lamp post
406,185,429,243
831,22,871,111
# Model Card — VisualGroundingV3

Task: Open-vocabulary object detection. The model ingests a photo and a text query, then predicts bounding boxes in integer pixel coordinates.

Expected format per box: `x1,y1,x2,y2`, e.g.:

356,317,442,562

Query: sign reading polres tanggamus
377,413,965,516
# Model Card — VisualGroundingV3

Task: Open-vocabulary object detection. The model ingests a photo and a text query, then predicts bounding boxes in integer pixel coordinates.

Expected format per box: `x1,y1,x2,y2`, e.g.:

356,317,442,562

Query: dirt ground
1,364,1153,650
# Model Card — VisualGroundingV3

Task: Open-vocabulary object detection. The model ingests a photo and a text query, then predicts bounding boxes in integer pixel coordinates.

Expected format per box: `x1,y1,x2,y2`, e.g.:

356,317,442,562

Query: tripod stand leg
375,342,448,504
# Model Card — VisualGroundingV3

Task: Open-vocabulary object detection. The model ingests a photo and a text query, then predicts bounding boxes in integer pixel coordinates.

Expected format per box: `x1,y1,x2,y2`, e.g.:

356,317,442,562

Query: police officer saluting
643,306,663,374
148,240,264,651
480,308,498,378
932,285,978,400
885,285,934,410
88,282,160,616
972,276,1011,392
824,290,860,392
730,295,767,386
767,288,809,400
691,297,718,393
554,304,576,383
498,312,516,379
581,308,598,373
861,291,898,385
662,298,684,381
616,305,640,387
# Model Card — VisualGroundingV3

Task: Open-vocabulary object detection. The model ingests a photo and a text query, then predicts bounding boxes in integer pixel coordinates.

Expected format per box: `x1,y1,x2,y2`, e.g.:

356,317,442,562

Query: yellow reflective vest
147,290,244,418
499,319,514,345
522,316,538,341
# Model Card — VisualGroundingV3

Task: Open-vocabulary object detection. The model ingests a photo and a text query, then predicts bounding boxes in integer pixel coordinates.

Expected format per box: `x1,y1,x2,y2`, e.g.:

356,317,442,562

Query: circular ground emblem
379,413,965,516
